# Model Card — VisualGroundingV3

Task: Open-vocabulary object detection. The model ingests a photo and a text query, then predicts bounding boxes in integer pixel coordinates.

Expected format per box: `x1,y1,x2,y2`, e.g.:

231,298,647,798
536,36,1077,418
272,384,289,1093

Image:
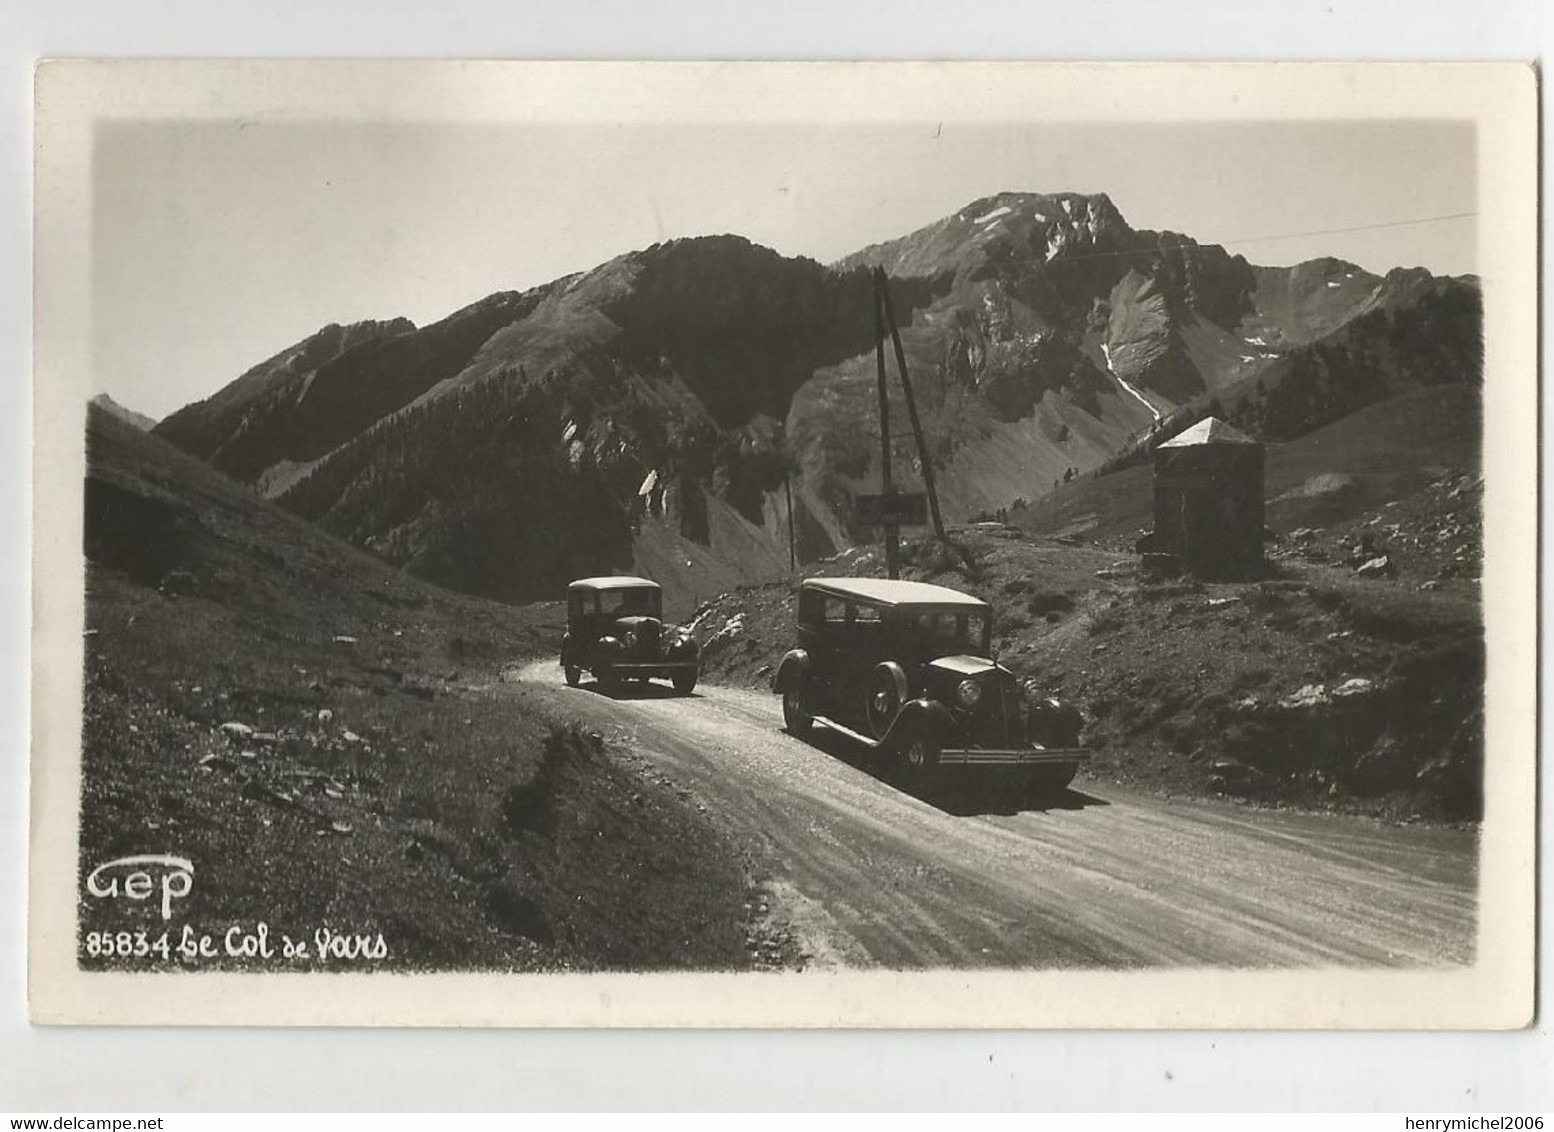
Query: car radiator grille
958,704,1025,749
636,622,661,656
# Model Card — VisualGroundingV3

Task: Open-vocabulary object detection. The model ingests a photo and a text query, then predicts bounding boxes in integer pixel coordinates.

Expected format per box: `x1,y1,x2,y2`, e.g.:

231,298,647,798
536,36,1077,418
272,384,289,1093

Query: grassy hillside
82,406,755,971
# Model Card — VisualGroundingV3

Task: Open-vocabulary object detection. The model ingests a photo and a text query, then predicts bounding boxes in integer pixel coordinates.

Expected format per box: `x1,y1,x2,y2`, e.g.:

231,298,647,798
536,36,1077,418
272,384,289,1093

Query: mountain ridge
148,190,1482,610
90,392,157,431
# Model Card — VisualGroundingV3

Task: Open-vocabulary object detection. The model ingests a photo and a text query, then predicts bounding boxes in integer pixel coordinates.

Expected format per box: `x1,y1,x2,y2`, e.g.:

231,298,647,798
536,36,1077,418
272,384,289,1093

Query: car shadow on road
575,678,702,702
935,785,1111,818
793,724,1108,817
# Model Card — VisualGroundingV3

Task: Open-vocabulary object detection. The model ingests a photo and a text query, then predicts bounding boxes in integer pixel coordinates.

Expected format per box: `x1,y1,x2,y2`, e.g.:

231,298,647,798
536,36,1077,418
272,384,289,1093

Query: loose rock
1356,555,1395,578
1281,684,1331,709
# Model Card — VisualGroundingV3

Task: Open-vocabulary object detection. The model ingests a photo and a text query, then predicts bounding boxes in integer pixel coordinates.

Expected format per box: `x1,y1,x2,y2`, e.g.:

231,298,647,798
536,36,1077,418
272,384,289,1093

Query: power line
1216,210,1477,249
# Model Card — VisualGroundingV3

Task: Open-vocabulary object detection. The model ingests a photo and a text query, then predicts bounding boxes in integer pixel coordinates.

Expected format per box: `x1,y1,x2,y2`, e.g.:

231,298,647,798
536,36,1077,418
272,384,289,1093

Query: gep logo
85,854,194,920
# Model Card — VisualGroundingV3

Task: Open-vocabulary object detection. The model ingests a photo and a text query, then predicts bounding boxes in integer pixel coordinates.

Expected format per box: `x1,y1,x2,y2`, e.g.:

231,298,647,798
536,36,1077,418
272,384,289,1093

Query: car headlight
622,630,637,650
956,679,982,707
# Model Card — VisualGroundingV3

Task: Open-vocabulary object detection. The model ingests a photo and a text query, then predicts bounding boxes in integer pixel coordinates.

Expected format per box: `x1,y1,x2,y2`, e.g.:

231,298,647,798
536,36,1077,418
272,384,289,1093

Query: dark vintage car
772,577,1087,793
561,576,700,695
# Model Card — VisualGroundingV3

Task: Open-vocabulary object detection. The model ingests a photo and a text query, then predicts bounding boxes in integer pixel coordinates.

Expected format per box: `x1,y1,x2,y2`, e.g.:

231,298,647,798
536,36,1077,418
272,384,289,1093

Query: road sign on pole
856,490,929,528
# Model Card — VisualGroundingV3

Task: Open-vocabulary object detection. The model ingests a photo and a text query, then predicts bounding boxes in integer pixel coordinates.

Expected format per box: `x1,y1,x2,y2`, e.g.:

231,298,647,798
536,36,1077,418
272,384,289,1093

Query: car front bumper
938,747,1088,767
596,661,698,678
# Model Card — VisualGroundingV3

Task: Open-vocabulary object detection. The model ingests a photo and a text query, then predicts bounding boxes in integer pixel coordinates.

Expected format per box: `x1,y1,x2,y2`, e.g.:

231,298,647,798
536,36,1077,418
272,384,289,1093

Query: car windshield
899,609,989,654
604,587,661,618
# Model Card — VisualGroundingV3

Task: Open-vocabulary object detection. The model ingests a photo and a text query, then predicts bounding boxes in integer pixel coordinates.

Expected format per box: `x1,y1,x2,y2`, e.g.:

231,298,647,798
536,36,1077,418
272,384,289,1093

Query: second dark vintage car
561,576,700,695
772,577,1088,794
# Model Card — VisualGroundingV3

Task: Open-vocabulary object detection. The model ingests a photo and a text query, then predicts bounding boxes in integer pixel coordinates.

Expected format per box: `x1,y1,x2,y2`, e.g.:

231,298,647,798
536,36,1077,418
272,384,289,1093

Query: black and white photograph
28,60,1537,1029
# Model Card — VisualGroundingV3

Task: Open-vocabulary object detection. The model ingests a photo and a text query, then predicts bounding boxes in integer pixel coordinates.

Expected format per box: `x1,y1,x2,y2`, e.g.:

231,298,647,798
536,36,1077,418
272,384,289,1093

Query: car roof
568,575,661,592
801,576,987,609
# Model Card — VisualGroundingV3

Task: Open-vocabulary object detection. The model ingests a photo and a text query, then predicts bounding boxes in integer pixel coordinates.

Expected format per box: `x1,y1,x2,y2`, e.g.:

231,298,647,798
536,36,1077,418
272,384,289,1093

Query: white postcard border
29,59,1539,1029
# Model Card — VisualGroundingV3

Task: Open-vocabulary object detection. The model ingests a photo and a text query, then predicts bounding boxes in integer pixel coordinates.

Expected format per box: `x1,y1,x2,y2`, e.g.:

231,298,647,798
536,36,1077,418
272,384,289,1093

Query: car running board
811,716,881,749
809,715,1087,766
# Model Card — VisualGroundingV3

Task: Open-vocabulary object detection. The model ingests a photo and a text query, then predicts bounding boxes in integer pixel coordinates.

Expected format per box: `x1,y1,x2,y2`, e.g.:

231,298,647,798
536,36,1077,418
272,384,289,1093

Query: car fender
773,649,810,693
666,632,700,661
1027,696,1084,748
879,698,954,754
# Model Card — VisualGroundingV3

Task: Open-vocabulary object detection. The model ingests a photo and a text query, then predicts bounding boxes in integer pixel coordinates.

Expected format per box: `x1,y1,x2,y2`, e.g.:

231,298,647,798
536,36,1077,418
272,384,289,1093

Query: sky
92,118,1475,420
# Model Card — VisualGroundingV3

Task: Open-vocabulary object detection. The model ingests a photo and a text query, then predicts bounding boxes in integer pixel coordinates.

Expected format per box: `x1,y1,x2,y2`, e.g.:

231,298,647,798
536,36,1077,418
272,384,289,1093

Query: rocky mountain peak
835,190,1135,281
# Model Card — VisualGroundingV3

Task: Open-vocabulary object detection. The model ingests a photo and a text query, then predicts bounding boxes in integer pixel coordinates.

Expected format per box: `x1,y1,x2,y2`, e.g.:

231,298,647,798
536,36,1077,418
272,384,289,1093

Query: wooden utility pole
783,466,797,572
875,267,948,542
873,279,901,579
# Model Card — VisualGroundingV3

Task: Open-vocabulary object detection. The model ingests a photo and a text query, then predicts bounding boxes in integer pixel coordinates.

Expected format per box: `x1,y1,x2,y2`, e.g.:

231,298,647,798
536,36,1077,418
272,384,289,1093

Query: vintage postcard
30,61,1537,1027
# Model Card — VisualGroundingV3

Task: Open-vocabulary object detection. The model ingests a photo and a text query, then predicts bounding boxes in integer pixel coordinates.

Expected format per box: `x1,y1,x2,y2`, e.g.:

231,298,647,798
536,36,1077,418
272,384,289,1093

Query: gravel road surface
510,661,1477,970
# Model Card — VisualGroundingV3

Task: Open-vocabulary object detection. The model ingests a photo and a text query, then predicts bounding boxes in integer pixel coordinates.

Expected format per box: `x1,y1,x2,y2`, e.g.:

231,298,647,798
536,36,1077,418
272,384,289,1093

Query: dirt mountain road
508,660,1477,970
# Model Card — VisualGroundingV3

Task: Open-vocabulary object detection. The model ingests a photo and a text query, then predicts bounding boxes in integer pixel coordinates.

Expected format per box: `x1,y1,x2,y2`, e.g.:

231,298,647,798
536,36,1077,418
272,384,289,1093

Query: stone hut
1148,416,1265,576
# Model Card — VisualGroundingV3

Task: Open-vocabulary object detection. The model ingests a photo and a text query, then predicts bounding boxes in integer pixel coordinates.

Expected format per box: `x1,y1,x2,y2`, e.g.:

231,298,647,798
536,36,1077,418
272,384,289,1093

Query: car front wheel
782,685,813,737
672,670,698,696
898,734,941,793
865,672,902,740
1026,762,1079,796
564,665,582,687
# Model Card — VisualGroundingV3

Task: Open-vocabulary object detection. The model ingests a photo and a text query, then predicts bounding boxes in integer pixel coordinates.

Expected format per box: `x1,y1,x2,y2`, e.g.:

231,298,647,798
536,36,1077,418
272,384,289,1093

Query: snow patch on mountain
1101,342,1163,423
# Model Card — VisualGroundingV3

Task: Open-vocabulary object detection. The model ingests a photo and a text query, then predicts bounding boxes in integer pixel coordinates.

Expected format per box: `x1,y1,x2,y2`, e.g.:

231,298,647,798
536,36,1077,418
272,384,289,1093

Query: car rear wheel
563,665,582,687
672,670,698,696
782,685,813,737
